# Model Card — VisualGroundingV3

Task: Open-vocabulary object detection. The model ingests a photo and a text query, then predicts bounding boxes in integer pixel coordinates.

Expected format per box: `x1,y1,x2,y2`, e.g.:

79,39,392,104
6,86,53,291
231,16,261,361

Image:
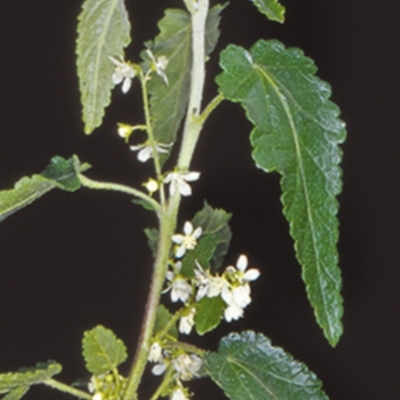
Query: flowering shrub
0,0,346,399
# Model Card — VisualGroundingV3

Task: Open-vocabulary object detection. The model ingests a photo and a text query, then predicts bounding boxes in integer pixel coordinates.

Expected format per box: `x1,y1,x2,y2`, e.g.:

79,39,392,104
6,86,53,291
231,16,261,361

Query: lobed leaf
216,40,346,346
76,0,131,134
205,331,329,400
249,0,285,23
82,325,127,375
0,362,61,394
0,156,90,223
192,201,232,271
144,5,225,163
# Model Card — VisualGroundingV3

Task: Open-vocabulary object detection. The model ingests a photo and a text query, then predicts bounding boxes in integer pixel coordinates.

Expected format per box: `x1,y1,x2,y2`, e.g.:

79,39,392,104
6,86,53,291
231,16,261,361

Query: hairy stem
78,174,161,213
177,0,210,170
43,378,92,399
122,1,210,398
123,201,179,400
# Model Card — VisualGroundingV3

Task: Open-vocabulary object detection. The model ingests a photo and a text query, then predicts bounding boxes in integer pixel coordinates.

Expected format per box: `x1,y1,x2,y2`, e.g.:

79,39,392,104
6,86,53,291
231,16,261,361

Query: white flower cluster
165,220,260,334
148,342,203,400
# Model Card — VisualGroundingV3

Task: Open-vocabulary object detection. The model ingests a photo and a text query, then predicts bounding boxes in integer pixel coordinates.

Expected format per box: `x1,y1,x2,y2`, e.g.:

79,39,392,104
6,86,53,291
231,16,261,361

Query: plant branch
177,0,210,171
78,174,161,213
43,378,92,400
139,70,166,204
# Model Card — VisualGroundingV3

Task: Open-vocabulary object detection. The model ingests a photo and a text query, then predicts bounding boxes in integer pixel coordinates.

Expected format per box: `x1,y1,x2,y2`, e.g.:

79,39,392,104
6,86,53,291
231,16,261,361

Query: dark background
0,0,399,399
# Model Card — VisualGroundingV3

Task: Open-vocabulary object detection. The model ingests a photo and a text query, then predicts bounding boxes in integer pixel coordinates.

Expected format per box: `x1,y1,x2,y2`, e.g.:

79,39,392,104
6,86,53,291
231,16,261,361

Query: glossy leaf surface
76,0,131,134
250,0,285,23
82,325,127,375
205,331,329,400
0,362,61,394
0,156,89,223
216,40,346,346
145,5,224,161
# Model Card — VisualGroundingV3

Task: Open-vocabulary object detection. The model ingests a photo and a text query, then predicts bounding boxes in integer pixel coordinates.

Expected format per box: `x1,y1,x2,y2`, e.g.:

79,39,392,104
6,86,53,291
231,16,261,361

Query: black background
1,0,399,399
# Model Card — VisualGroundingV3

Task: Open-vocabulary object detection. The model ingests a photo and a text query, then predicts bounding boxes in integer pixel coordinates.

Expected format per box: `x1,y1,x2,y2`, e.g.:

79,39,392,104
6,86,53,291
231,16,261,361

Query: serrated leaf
145,5,225,163
194,296,225,335
154,304,178,339
0,362,61,394
0,155,89,223
181,234,218,278
1,386,29,400
82,325,127,375
76,0,131,134
192,201,232,271
250,0,285,23
216,40,346,346
205,331,329,400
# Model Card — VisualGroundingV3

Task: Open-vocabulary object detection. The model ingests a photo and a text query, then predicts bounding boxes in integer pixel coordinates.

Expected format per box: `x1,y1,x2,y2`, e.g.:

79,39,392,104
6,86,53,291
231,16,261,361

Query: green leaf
154,304,178,339
145,5,225,162
76,0,131,134
192,201,232,271
194,296,225,335
205,331,329,400
144,227,159,256
0,362,62,394
82,325,128,375
1,386,29,400
216,40,346,346
249,0,285,23
0,156,89,223
181,234,218,278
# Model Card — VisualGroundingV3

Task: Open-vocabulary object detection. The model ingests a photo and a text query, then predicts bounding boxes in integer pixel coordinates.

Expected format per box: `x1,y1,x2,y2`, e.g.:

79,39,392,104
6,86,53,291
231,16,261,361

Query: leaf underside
216,40,346,346
0,156,89,223
145,5,225,164
205,331,329,400
0,361,62,394
82,325,128,375
76,0,131,134
250,0,285,23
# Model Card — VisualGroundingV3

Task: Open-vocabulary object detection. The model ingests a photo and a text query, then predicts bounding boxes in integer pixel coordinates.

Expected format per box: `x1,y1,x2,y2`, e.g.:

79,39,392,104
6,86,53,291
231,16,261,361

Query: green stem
78,174,161,213
123,201,179,400
149,368,175,400
122,2,210,398
43,378,92,400
177,0,210,171
140,70,166,205
199,93,224,125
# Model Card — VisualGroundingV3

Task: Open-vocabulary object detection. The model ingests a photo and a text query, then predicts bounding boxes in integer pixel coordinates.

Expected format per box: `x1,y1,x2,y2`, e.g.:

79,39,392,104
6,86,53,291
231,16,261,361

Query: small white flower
165,262,193,303
93,393,103,400
109,56,136,93
194,262,228,301
146,49,169,85
148,342,163,363
170,387,188,400
234,254,261,283
117,123,134,139
179,307,196,335
143,178,159,195
164,171,200,197
130,142,172,163
152,361,167,376
172,221,202,258
172,354,203,381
